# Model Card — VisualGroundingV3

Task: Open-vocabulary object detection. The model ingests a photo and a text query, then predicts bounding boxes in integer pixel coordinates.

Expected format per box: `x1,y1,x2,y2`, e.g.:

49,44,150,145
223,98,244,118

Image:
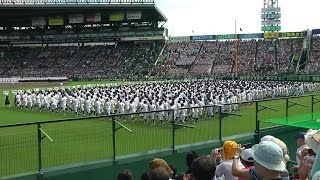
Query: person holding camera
299,129,319,180
212,140,244,180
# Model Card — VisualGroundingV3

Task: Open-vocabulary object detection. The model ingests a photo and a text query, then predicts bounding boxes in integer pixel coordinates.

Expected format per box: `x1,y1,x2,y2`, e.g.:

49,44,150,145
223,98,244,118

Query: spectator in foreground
184,156,216,180
148,158,173,178
175,151,199,180
150,167,170,180
118,169,133,180
238,148,254,180
301,129,319,180
213,140,243,180
252,141,286,179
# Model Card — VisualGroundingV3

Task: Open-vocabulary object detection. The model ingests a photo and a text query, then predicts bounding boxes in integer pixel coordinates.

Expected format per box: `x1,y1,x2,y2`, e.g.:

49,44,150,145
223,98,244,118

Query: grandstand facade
0,0,168,81
0,0,320,82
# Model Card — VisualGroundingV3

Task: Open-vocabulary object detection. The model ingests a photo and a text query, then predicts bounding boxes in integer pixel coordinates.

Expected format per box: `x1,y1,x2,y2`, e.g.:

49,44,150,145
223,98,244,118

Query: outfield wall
3,126,305,180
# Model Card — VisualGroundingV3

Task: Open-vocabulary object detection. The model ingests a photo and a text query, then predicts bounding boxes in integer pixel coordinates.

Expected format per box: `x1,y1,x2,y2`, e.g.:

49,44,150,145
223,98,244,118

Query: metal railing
0,93,319,178
0,0,154,5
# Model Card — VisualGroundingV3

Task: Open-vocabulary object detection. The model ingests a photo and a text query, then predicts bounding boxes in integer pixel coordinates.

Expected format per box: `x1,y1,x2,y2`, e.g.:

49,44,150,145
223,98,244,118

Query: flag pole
234,20,238,77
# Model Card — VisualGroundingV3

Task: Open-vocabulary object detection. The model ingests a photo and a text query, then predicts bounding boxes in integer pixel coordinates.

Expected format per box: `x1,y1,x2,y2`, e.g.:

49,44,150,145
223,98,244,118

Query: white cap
240,148,254,163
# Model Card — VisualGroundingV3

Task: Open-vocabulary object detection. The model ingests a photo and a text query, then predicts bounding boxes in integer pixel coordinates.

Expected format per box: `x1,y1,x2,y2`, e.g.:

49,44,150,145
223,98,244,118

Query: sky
155,0,320,36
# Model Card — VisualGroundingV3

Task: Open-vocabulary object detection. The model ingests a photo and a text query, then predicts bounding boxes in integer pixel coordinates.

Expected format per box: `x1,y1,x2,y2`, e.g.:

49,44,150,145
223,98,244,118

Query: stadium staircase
295,37,310,73
210,42,222,75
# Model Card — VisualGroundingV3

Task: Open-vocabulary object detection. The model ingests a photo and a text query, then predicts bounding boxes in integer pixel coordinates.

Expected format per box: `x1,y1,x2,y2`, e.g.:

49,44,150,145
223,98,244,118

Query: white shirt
216,159,244,180
296,144,308,166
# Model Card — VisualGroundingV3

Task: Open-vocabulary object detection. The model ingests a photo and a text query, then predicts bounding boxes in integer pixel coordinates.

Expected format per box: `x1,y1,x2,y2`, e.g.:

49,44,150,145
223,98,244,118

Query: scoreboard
261,5,281,32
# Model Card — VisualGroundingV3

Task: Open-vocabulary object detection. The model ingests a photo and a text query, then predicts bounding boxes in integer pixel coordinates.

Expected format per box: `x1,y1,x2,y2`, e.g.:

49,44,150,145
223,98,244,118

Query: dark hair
117,170,133,180
240,158,254,167
150,167,170,180
186,151,199,169
141,171,149,180
169,164,177,178
191,156,216,180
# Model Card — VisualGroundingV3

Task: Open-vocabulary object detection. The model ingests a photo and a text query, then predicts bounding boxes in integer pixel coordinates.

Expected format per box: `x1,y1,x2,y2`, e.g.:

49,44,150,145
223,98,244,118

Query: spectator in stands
310,130,320,180
291,132,308,179
148,158,173,178
150,167,171,180
117,170,133,180
169,164,177,179
300,129,319,180
213,140,243,180
233,136,290,180
238,148,254,180
251,141,287,179
184,156,216,180
296,132,308,166
140,172,149,180
175,151,199,180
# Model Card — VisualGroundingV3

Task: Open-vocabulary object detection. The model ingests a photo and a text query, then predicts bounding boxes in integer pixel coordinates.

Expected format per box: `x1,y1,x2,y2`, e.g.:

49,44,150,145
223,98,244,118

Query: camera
308,149,313,154
243,143,252,149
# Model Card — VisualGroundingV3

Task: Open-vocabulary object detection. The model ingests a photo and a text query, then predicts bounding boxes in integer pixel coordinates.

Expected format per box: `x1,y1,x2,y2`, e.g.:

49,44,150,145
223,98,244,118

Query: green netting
260,112,320,129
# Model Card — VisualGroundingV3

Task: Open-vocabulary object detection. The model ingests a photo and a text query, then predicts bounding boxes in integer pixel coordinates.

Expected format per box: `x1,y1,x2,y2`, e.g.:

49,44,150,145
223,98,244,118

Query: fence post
255,101,260,144
285,98,289,124
37,123,43,180
112,116,116,162
218,106,222,146
171,109,175,152
312,95,314,121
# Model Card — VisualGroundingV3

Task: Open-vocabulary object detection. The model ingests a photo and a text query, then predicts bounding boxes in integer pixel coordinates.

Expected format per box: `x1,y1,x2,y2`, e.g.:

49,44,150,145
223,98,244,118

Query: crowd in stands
0,36,319,80
155,36,318,78
304,37,320,74
0,41,162,80
117,129,320,180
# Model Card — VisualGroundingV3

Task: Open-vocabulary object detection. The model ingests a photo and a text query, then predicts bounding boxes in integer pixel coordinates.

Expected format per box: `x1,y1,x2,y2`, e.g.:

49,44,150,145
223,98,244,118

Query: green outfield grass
0,81,319,177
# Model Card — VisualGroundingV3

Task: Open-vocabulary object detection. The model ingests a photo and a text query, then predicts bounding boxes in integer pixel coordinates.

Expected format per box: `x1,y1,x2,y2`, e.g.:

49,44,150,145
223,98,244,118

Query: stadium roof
0,0,167,26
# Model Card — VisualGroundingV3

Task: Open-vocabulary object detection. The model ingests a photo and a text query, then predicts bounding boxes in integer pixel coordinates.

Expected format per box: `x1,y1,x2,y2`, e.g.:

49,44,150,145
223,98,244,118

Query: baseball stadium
0,0,320,180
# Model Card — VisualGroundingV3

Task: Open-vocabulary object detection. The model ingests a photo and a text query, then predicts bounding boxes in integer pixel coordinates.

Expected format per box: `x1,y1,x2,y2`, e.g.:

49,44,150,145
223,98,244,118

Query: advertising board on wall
86,13,101,23
48,17,64,26
69,14,84,24
126,11,142,20
170,36,190,42
109,12,125,21
32,17,46,26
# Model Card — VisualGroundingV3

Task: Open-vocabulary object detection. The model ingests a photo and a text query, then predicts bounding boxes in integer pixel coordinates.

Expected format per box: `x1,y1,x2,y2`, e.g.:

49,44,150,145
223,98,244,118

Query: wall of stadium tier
0,27,169,44
3,126,306,180
170,29,320,42
149,75,320,83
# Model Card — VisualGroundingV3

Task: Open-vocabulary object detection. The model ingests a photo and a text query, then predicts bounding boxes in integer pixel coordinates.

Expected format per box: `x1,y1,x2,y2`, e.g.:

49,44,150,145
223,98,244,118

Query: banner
109,12,125,21
48,17,64,26
264,32,279,39
261,25,281,31
279,31,306,38
121,36,164,41
86,13,101,23
126,11,142,20
32,17,46,26
238,33,263,39
216,34,236,40
312,29,320,35
170,36,191,42
69,14,84,24
191,35,215,41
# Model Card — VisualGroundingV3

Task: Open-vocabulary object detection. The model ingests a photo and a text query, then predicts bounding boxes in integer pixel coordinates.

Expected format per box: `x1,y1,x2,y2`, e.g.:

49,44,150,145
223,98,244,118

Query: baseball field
0,80,318,177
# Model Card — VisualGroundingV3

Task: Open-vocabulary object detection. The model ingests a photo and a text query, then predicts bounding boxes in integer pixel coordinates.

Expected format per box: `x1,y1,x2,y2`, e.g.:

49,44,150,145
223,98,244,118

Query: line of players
13,80,320,125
